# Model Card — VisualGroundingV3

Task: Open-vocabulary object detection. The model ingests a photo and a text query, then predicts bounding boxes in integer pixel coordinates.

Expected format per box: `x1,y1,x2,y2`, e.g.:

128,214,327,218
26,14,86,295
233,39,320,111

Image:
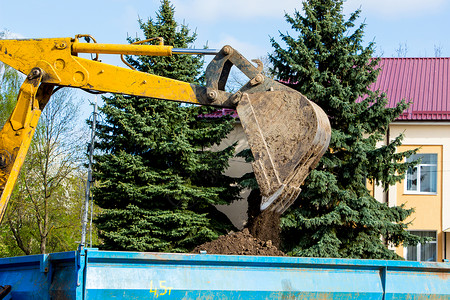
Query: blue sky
1,0,450,116
1,0,450,60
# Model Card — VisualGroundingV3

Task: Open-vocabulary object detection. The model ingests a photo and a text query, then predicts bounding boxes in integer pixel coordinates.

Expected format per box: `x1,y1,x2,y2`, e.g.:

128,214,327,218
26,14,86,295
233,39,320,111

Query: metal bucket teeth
237,90,331,212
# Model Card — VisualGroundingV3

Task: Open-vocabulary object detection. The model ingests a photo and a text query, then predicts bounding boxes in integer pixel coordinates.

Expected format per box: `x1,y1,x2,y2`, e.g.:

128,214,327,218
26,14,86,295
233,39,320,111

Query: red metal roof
374,57,450,121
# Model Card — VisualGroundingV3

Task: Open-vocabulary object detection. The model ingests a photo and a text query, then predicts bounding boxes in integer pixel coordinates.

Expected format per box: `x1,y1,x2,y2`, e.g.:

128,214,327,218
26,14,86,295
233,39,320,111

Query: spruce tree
269,0,421,259
92,0,239,253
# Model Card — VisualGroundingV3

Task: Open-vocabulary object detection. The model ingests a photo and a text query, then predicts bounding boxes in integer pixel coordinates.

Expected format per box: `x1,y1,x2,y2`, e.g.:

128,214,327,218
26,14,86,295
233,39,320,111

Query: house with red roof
215,57,450,261
369,57,450,262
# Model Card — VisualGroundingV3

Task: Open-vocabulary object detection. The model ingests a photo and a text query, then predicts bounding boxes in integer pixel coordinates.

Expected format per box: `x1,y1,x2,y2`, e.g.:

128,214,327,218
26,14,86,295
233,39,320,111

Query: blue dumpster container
0,248,448,299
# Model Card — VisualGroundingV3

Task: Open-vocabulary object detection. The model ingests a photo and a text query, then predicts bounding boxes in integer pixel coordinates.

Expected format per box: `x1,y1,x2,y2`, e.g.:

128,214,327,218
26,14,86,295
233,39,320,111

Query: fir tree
92,0,239,253
269,0,421,259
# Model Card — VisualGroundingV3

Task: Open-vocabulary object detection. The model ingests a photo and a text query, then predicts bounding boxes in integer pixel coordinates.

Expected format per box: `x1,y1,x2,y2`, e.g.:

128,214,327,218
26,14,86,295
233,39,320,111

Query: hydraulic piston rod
172,48,220,55
72,40,220,57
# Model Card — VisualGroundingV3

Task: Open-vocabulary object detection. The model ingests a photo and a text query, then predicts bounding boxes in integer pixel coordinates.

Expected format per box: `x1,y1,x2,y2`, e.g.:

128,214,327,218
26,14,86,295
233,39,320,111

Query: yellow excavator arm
0,35,331,222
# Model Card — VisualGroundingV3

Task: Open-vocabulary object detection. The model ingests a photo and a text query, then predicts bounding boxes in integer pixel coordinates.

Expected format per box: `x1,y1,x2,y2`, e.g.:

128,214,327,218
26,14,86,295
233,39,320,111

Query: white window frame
404,153,438,195
404,231,437,262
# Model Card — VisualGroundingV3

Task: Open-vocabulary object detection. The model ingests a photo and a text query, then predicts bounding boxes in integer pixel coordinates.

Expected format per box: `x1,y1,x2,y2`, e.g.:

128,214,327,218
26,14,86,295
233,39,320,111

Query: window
405,231,437,262
405,153,437,194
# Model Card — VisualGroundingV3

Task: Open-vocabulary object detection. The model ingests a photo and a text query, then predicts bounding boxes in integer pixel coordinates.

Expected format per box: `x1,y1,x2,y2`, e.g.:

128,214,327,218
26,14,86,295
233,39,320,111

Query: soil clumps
191,228,285,256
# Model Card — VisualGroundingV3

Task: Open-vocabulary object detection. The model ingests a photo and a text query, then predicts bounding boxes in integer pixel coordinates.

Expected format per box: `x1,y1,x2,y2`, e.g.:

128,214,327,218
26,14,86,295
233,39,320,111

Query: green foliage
269,0,421,259
92,0,239,253
0,87,91,256
95,204,230,252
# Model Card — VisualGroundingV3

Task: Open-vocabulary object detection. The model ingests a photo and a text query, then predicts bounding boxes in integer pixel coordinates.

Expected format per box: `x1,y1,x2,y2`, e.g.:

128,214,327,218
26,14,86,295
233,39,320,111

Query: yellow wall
396,145,442,226
389,124,450,235
394,145,442,260
388,122,450,261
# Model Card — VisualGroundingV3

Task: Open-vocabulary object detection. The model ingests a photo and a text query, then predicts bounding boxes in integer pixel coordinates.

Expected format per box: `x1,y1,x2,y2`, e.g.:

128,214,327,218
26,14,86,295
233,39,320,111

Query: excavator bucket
203,46,331,213
237,89,331,213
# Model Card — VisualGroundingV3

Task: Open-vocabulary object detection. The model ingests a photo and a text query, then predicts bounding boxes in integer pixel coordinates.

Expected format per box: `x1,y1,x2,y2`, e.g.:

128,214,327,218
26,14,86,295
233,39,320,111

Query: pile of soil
191,228,285,256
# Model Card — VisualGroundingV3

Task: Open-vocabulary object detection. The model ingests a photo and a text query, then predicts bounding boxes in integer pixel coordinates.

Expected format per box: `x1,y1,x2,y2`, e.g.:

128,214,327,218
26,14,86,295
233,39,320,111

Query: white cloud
172,0,299,22
344,0,447,17
0,30,24,39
